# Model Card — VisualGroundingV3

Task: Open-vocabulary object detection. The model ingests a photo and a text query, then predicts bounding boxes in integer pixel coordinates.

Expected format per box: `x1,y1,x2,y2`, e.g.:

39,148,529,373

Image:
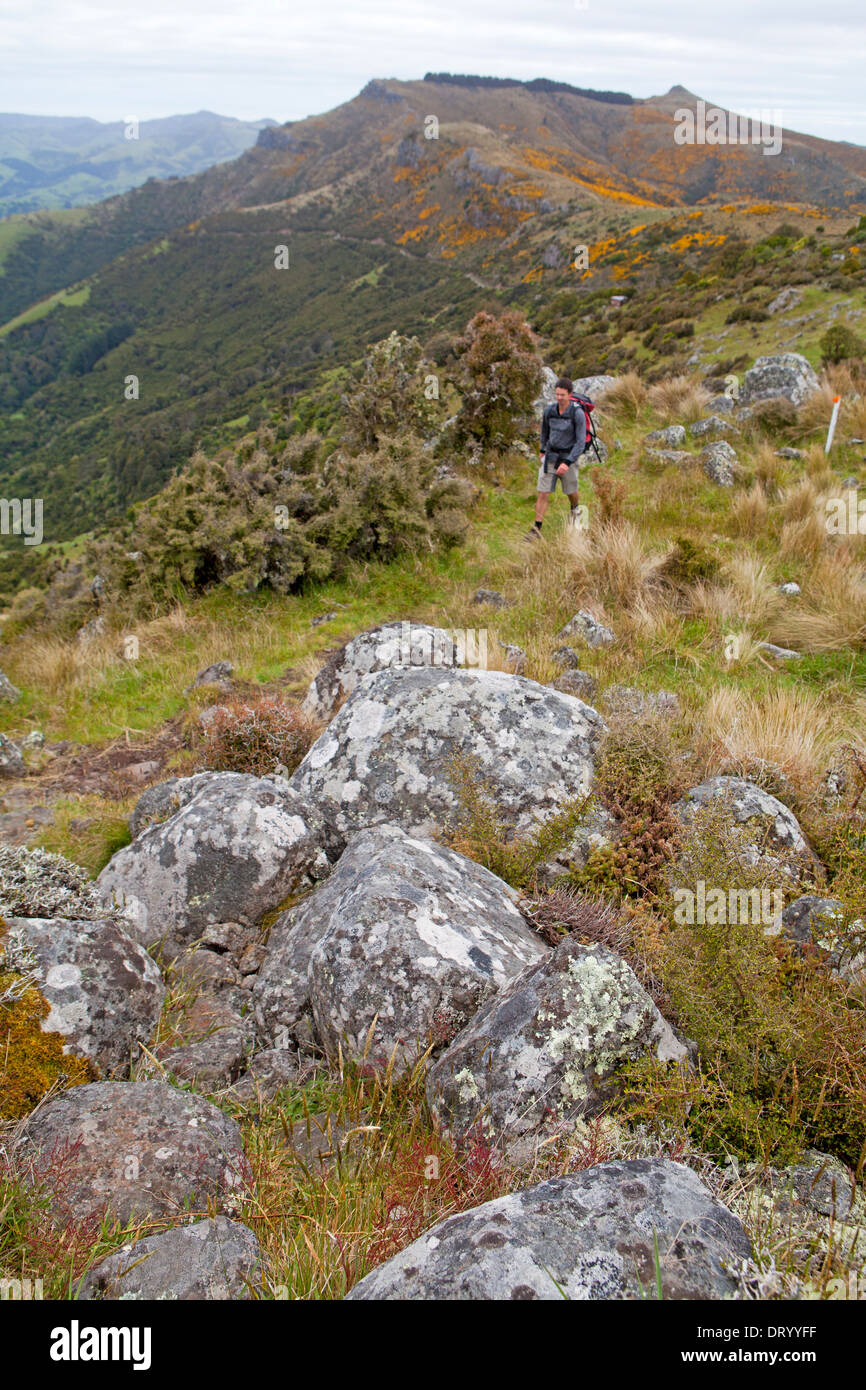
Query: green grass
0,281,90,338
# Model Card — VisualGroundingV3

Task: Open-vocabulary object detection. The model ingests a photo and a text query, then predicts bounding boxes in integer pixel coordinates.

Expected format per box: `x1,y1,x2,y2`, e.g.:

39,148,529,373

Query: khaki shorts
537,458,579,494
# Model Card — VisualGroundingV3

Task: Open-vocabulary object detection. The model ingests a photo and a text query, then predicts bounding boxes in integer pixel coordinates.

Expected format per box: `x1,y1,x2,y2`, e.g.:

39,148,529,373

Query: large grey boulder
77,1217,263,1301
739,353,819,409
19,1081,246,1224
572,375,617,399
254,825,546,1073
1,917,164,1075
675,776,811,856
290,666,605,843
302,622,459,720
427,938,686,1147
98,772,336,956
345,1159,751,1300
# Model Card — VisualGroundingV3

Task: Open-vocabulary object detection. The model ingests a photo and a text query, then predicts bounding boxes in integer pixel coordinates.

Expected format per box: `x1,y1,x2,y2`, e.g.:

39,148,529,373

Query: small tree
453,310,542,447
820,322,865,365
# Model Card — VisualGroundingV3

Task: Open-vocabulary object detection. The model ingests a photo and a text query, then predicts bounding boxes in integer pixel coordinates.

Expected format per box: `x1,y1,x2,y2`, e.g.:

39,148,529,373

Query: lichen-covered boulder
738,352,819,409
77,1217,263,1300
1,917,164,1075
19,1081,246,1224
345,1159,751,1300
98,772,336,956
254,825,546,1074
290,666,605,842
0,732,26,778
689,416,740,439
0,669,20,702
674,776,814,869
302,622,459,720
427,938,686,1146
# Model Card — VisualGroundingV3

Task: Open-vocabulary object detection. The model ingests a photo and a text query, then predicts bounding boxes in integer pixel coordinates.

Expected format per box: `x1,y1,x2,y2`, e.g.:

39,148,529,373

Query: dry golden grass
798,381,840,439
770,549,866,652
724,556,784,628
751,444,785,496
695,685,856,794
779,512,828,564
647,375,711,425
599,371,647,419
782,476,819,523
731,482,769,537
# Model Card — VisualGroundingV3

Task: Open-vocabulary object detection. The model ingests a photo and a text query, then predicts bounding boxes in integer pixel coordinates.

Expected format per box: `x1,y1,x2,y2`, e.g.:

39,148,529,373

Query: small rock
757,641,801,661
77,1217,264,1301
124,759,161,783
229,1048,318,1104
644,448,694,466
644,425,686,448
0,669,21,703
699,440,739,486
778,582,801,596
189,661,234,689
557,611,615,647
689,416,740,439
472,589,512,608
775,447,803,460
498,642,526,674
552,670,598,701
841,476,859,490
705,395,737,417
310,612,337,627
551,646,581,670
0,733,26,778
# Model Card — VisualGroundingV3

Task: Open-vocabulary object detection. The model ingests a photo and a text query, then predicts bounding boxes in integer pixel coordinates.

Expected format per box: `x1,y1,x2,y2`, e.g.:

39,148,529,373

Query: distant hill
0,111,276,216
0,76,863,554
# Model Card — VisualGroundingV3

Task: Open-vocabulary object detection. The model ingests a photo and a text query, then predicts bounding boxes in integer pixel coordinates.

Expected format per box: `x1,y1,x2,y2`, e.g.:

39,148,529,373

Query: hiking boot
524,526,542,541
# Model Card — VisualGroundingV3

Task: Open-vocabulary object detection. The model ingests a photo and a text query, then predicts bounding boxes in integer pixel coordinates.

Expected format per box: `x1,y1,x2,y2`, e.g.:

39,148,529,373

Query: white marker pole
825,395,842,454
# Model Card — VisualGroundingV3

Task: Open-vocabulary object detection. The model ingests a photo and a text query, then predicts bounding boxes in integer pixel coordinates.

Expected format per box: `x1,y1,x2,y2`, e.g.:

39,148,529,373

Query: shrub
821,323,866,366
660,536,720,586
452,310,542,447
589,470,626,525
440,754,589,893
198,697,321,778
340,332,441,452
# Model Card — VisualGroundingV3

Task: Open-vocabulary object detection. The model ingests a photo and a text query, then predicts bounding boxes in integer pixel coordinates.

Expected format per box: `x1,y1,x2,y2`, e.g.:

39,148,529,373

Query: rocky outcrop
301,621,458,720
556,611,615,648
644,425,686,448
427,938,686,1147
19,1081,246,1224
345,1159,751,1300
1,916,164,1075
290,666,605,842
98,772,336,956
254,825,546,1073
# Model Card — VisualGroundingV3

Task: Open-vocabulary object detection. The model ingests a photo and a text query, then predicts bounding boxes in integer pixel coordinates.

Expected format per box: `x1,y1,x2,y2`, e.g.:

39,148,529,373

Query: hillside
0,75,864,564
0,111,276,217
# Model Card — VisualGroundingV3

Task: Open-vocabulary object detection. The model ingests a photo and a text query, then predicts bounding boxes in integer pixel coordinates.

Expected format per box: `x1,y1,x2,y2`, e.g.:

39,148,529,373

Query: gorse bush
197,698,322,778
452,310,542,447
339,331,441,453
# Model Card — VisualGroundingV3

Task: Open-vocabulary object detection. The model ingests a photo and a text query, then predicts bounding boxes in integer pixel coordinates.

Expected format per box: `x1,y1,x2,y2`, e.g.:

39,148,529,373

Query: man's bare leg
534,491,552,524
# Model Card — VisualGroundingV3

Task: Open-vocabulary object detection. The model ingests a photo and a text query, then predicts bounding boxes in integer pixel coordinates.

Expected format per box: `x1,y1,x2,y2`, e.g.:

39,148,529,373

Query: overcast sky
2,0,864,145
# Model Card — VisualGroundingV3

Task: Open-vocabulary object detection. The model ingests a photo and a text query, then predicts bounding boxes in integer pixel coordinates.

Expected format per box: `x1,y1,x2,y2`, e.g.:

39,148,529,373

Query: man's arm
540,406,550,454
564,406,586,464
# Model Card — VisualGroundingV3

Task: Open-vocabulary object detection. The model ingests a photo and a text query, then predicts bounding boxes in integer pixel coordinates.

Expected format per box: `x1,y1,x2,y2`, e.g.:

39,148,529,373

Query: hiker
528,376,585,538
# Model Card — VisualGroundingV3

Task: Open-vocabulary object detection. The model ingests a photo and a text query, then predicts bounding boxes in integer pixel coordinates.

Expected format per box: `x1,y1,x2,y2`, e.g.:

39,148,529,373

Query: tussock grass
647,374,711,425
695,685,855,794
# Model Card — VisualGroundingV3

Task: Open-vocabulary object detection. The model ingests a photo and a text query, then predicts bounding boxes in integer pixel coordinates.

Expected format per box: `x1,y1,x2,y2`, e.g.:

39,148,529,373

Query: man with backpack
527,376,586,539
